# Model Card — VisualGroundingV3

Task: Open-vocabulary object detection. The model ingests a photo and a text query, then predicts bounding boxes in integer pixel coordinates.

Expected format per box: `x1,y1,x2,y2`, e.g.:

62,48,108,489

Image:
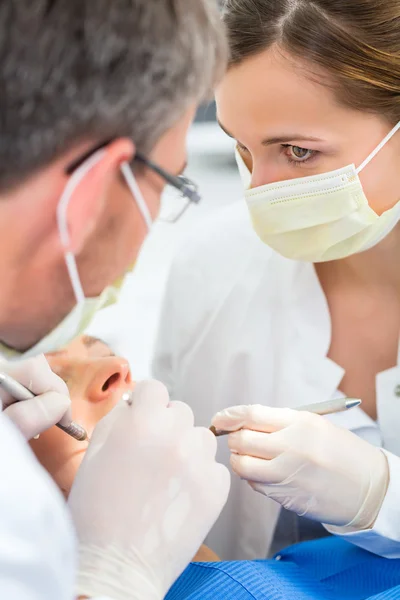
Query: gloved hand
69,380,230,600
212,404,389,530
0,355,72,440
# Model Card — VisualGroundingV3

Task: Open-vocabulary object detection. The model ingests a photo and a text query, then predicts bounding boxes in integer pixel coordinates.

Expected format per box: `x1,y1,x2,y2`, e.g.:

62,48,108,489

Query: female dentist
153,0,400,561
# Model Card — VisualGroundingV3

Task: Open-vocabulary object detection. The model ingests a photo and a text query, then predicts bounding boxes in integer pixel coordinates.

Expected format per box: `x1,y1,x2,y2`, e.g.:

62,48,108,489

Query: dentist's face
30,335,134,497
0,104,196,352
216,48,400,215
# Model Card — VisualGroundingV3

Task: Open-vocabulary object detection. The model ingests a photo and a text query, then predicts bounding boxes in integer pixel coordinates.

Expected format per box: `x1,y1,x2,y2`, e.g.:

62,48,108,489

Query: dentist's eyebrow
261,134,324,146
217,119,323,146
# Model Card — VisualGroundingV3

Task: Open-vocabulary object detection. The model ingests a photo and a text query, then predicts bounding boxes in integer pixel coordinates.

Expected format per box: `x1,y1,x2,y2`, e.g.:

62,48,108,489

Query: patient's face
29,335,133,496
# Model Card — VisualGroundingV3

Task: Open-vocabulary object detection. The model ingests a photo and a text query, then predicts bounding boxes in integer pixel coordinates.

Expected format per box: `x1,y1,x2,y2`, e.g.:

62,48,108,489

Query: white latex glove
212,404,389,530
0,355,72,440
69,380,230,600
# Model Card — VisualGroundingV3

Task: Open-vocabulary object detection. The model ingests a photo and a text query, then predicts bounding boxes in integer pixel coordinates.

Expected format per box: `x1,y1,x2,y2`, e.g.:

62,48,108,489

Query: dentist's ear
64,138,135,255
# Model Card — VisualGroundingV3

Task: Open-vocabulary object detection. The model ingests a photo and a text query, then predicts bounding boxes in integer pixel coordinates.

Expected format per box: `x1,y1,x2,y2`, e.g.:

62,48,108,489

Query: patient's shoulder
193,545,220,563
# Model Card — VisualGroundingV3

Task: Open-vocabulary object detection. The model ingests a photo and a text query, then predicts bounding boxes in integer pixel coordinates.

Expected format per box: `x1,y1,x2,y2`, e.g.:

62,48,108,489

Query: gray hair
0,0,227,189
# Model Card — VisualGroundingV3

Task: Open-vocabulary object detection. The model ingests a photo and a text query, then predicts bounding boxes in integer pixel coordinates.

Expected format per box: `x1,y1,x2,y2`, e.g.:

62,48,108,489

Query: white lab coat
0,412,115,599
153,200,400,561
0,412,76,599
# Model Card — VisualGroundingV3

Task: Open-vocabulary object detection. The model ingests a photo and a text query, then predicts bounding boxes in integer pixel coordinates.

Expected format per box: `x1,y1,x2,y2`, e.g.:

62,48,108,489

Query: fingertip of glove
41,392,72,424
128,379,170,411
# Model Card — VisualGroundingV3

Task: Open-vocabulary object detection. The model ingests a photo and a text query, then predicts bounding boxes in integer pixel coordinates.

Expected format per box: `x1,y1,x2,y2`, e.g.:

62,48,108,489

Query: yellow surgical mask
1,152,151,360
238,121,400,263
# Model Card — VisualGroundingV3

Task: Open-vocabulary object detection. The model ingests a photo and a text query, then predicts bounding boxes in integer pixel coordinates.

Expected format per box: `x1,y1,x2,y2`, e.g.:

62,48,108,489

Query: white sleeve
0,414,77,599
327,450,400,558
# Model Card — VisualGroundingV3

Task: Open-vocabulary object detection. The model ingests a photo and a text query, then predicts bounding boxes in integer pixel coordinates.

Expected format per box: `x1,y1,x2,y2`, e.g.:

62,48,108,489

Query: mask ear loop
56,151,106,305
361,124,400,367
356,121,400,174
57,154,153,305
120,162,153,231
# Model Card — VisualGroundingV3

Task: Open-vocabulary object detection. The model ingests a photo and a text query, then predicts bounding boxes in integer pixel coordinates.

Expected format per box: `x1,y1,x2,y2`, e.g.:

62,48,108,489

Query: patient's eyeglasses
66,140,201,224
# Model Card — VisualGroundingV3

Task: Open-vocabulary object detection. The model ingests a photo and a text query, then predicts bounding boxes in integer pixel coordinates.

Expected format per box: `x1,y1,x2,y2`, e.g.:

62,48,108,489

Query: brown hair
222,0,400,124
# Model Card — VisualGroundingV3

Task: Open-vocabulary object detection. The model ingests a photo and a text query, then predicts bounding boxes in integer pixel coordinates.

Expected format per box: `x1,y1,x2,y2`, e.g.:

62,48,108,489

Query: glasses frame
65,139,201,223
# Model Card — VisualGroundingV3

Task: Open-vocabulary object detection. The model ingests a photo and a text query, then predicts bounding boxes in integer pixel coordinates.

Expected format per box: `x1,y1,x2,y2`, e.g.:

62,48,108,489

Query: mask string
356,121,400,174
56,151,106,305
120,162,153,231
57,153,153,306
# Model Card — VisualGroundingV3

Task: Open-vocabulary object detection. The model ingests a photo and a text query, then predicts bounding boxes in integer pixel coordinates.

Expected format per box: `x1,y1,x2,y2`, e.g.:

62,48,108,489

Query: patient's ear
66,139,134,255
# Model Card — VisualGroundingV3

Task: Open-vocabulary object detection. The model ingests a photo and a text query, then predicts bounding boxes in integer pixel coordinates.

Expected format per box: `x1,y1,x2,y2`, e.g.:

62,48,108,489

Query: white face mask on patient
237,121,400,262
1,152,153,360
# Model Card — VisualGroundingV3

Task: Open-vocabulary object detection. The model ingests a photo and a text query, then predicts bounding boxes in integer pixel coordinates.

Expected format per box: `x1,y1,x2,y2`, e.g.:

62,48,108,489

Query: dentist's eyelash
281,144,319,166
236,142,320,168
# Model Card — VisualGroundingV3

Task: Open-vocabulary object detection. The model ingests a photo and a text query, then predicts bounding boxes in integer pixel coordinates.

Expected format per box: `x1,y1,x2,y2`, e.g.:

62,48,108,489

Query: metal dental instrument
210,397,362,437
0,372,89,442
296,397,361,415
122,391,134,406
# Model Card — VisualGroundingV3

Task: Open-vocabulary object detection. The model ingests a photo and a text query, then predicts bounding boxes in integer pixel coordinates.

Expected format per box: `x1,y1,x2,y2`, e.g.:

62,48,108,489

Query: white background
87,122,242,378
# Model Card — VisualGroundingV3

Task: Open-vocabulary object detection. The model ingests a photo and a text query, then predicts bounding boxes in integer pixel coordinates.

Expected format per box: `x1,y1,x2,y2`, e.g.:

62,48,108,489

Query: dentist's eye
282,144,318,165
291,146,311,159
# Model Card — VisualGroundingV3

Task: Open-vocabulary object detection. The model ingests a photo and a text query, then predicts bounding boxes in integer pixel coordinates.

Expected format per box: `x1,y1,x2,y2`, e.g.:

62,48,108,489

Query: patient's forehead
81,335,114,356
46,335,114,360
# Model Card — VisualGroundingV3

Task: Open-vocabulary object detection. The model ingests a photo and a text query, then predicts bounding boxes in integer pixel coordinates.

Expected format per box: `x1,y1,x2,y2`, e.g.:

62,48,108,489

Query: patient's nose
88,358,132,402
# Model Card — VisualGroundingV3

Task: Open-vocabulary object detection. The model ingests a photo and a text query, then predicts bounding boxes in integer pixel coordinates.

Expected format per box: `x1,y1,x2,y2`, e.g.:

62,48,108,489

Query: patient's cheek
29,429,86,497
